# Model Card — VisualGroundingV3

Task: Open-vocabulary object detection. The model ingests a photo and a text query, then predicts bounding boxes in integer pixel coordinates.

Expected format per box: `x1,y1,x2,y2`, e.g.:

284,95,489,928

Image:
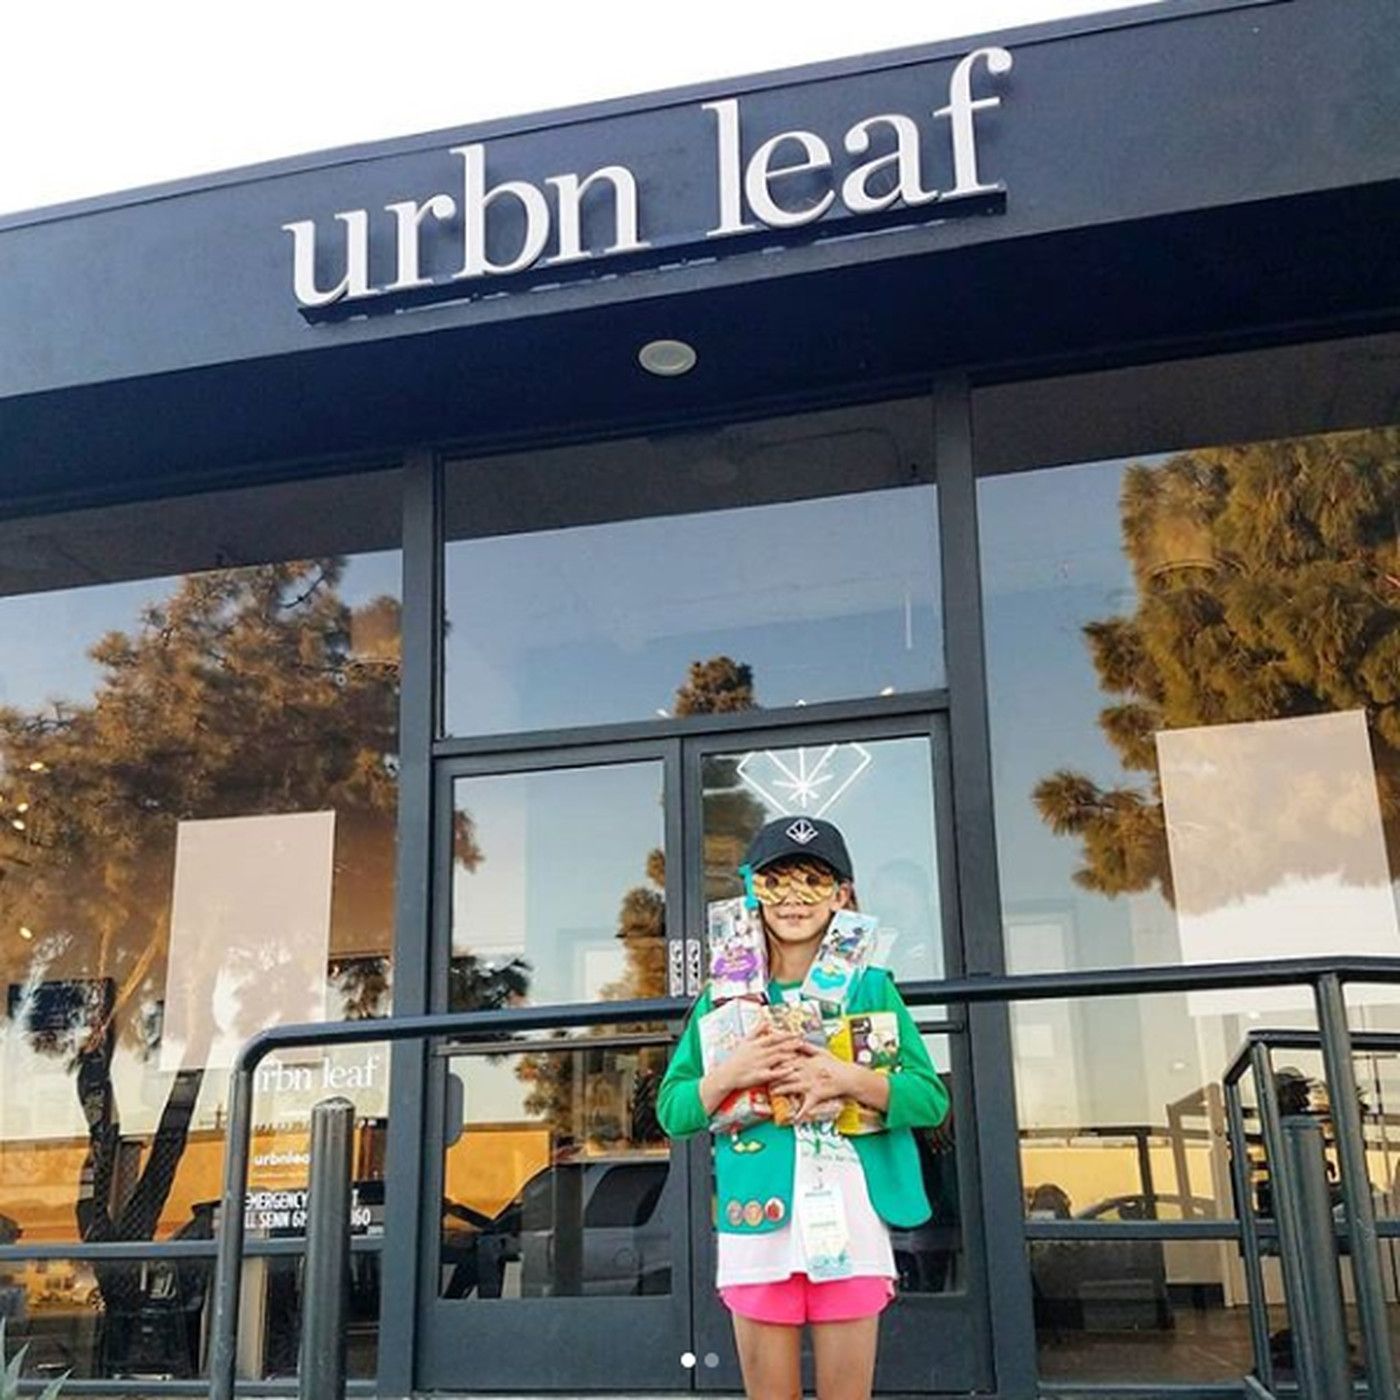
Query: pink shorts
720,1274,895,1325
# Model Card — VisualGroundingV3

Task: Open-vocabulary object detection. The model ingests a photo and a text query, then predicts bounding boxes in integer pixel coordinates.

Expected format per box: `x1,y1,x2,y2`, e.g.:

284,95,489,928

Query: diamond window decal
736,743,872,818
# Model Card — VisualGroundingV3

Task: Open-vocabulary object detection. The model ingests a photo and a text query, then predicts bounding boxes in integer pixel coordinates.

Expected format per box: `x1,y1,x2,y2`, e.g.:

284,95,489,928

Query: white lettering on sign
254,1050,385,1098
283,46,1013,311
243,1187,374,1234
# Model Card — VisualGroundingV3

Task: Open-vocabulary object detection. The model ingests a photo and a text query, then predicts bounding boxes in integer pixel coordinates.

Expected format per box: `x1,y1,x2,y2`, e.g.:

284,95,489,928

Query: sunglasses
750,861,841,906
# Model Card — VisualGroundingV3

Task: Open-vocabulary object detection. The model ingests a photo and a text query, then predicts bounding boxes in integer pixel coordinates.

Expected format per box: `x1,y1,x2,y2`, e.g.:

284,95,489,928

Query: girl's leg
731,1313,802,1400
810,1316,880,1400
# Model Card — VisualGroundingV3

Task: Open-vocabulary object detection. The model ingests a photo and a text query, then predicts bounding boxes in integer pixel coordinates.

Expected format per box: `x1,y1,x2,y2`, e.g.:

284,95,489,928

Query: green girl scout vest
656,968,951,1235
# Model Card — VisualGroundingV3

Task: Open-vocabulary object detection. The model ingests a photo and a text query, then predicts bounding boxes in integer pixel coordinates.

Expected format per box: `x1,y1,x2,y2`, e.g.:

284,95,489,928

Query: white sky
1,0,1157,219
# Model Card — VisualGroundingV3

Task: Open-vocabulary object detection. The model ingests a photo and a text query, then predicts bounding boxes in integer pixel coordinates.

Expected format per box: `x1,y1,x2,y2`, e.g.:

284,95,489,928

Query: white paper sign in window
161,811,336,1072
1158,711,1398,1014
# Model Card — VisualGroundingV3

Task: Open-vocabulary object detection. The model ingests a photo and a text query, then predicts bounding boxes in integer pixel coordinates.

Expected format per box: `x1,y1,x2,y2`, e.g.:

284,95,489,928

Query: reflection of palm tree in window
1032,430,1400,910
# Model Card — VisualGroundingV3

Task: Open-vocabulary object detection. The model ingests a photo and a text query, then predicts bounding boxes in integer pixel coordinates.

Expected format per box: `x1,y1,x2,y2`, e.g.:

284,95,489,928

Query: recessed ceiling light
638,339,697,377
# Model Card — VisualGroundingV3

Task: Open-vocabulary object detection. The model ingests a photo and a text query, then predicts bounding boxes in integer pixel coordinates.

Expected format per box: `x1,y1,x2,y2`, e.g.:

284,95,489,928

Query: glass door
415,742,697,1391
414,718,992,1393
682,716,993,1394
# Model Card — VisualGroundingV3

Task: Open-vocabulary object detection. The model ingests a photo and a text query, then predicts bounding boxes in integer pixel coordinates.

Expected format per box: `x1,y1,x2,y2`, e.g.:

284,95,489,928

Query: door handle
668,940,686,998
444,1070,466,1149
685,938,705,997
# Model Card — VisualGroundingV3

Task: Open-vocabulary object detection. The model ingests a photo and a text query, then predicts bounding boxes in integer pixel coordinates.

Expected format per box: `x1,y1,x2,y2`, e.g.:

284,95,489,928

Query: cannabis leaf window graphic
736,744,872,817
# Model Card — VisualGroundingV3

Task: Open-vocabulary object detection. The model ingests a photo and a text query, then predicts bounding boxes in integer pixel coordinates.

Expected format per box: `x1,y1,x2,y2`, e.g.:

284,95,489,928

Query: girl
658,816,950,1400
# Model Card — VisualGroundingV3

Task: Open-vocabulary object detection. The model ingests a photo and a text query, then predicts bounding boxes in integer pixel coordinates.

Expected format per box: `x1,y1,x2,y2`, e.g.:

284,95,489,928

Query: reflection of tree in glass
517,658,770,1147
676,658,771,906
611,655,769,1002
329,956,393,1022
446,952,531,1012
0,560,401,1250
1033,430,1400,905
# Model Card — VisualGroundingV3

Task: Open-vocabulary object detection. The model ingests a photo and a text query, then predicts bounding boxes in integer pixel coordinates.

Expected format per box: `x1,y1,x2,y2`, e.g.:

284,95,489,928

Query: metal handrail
1224,1024,1400,1394
1225,1024,1400,1086
207,953,1400,1400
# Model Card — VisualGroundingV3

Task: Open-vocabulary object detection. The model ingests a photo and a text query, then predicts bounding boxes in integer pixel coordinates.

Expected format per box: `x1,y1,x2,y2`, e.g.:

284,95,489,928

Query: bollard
1275,1114,1351,1400
299,1096,355,1400
1315,974,1397,1400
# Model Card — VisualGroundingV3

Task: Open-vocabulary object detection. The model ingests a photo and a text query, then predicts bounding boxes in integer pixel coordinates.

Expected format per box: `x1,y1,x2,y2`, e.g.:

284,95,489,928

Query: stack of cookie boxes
698,902,894,1134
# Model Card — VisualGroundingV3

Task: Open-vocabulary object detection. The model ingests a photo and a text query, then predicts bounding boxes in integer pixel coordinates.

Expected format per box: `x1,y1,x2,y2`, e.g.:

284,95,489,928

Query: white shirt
716,1122,896,1287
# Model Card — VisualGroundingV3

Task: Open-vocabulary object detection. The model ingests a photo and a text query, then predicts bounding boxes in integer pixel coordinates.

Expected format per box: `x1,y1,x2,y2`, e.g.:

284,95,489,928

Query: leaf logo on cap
786,818,819,845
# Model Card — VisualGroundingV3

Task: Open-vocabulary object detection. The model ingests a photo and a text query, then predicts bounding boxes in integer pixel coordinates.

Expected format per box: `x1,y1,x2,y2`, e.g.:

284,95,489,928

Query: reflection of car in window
446,1138,963,1301
523,1157,670,1297
443,1157,671,1299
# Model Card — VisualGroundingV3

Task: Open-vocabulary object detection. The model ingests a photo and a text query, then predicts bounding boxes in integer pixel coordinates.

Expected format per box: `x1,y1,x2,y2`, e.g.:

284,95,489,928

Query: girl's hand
769,1043,855,1122
700,1022,802,1114
770,1042,892,1122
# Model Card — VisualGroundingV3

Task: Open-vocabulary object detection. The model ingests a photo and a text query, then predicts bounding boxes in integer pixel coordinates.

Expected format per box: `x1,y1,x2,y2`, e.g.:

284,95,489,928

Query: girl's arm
882,977,952,1131
656,994,713,1139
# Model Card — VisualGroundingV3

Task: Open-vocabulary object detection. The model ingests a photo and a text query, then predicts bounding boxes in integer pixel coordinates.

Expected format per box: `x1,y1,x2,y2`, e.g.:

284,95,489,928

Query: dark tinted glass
443,400,941,736
439,1042,673,1299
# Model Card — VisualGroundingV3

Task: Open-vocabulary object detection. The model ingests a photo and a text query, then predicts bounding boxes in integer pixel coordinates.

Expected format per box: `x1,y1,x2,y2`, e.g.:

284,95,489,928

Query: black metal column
934,374,1038,1399
208,1054,257,1400
299,1098,354,1400
1315,973,1397,1400
377,449,440,1396
1276,1114,1351,1400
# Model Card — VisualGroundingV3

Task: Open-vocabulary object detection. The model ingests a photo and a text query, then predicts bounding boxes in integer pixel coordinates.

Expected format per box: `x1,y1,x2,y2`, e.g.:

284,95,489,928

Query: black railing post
299,1097,355,1400
1315,972,1397,1400
1276,1114,1352,1400
209,1051,258,1400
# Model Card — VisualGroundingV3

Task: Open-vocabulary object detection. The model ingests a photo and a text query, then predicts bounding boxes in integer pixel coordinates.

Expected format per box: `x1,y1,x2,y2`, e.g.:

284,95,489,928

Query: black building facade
1,0,1398,1394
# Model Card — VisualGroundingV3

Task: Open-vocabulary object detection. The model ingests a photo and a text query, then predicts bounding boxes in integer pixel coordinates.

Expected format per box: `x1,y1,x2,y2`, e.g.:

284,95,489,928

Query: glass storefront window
443,400,941,737
0,471,402,1271
448,761,666,1007
978,420,1400,1229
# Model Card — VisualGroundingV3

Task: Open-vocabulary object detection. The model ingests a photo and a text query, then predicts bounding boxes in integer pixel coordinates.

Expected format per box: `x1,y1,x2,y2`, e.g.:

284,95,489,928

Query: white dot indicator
704,1353,721,1368
680,1353,697,1370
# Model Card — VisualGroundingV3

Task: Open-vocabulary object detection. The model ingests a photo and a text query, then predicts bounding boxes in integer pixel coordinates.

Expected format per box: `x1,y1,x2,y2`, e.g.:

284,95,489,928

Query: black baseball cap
743,816,854,884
